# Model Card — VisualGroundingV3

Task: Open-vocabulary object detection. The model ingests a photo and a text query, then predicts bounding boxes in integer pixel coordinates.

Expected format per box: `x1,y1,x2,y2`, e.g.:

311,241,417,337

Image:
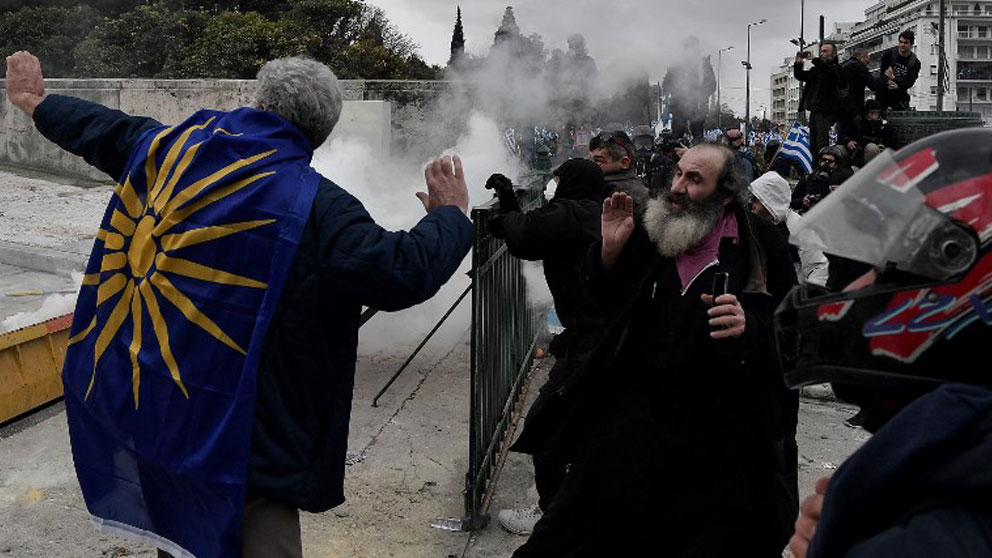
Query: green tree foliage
170,10,281,78
0,5,102,77
72,3,208,78
277,0,364,60
0,0,438,79
448,6,464,66
0,0,143,17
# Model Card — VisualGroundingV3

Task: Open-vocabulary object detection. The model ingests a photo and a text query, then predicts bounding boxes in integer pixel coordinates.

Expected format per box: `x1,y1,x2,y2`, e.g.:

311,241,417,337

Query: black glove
485,173,514,193
485,173,520,213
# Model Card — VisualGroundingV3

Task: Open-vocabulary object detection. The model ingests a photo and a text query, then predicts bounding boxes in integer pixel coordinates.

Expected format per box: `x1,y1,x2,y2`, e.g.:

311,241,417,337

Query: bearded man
512,144,797,557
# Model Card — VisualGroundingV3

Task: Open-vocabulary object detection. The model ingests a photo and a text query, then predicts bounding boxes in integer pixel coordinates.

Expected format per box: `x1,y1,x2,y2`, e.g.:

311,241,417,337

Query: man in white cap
749,171,829,287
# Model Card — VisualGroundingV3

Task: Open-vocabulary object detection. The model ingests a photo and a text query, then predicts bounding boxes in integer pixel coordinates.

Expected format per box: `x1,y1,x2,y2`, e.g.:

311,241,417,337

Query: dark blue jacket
811,384,992,558
34,94,474,512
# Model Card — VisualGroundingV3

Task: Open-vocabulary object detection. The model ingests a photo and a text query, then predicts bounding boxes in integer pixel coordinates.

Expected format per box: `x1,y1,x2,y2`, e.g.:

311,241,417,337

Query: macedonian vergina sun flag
62,108,319,558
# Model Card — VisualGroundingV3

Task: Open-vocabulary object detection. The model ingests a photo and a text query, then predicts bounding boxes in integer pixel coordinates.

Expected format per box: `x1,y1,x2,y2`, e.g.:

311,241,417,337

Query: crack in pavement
353,341,463,464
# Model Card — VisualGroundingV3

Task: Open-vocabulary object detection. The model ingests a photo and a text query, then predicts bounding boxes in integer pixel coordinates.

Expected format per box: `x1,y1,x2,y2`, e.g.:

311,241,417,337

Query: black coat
810,384,992,558
839,58,884,116
489,159,607,455
856,117,896,148
796,57,846,114
604,169,650,217
514,204,798,557
791,166,855,213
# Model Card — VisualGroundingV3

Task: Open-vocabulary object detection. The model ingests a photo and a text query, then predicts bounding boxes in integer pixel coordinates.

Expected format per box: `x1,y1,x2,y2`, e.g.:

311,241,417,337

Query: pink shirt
674,211,739,294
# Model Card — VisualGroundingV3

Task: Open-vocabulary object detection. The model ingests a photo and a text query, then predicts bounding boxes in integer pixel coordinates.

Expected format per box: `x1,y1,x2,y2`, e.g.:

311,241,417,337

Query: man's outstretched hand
5,51,45,117
601,192,634,269
418,155,470,214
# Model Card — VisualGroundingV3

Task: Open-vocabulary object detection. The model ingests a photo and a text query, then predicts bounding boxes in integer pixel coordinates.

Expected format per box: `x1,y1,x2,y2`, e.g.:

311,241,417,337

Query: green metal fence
464,172,549,529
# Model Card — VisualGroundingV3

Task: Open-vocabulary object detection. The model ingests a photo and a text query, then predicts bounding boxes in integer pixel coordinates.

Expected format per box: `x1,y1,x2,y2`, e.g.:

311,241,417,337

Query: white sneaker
497,504,543,535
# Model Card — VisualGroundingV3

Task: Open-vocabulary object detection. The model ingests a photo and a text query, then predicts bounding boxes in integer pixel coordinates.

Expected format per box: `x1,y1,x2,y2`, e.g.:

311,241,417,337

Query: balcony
958,61,992,80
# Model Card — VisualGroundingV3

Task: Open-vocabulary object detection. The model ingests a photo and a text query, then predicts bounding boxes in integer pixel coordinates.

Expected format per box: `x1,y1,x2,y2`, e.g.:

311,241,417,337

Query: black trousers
534,453,569,512
809,110,836,158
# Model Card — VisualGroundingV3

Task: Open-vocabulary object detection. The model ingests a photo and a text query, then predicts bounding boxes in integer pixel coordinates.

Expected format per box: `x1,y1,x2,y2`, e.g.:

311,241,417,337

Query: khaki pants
157,497,302,558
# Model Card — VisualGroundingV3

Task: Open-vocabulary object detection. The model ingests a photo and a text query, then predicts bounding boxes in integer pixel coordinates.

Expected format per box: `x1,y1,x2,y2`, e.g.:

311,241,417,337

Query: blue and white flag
64,108,319,558
778,121,814,174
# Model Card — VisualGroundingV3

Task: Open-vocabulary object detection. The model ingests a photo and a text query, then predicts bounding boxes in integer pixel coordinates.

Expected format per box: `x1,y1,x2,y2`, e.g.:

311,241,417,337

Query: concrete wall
0,79,460,181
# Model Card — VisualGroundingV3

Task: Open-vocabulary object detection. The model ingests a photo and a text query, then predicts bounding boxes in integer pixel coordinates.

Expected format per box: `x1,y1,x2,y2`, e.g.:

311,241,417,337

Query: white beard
643,195,725,258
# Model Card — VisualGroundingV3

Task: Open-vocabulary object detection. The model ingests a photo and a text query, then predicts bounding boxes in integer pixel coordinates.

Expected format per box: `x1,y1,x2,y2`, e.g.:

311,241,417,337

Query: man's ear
621,156,632,169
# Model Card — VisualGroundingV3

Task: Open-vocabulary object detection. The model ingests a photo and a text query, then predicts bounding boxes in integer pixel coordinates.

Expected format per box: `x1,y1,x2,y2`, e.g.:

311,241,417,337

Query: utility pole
744,19,767,136
792,0,807,124
718,46,734,129
937,0,947,113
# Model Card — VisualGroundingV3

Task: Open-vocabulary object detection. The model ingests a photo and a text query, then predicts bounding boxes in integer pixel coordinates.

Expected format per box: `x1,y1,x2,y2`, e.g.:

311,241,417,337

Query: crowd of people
4,22,991,557
487,26,987,557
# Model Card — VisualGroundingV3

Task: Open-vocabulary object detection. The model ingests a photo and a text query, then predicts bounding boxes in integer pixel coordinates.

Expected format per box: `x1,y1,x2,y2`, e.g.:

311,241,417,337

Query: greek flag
778,122,814,174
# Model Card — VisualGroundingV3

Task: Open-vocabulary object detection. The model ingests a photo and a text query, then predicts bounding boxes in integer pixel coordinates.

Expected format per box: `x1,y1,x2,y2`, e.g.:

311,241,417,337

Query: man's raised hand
418,155,469,214
5,51,45,117
601,192,634,269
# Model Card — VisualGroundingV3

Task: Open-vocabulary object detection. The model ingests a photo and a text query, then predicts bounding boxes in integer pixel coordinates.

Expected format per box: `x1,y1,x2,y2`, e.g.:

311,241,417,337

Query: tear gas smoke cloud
522,262,553,307
313,111,527,357
369,0,872,115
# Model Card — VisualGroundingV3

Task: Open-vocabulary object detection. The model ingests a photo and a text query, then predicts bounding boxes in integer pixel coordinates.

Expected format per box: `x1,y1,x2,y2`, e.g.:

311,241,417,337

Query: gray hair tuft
255,57,343,149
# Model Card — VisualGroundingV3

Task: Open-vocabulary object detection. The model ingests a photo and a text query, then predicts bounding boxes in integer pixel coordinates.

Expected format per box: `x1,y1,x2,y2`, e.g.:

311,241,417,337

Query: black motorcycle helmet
775,128,992,406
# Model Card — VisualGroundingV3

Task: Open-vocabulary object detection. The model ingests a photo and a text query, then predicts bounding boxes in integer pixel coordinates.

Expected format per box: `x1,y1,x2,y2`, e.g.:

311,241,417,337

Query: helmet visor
790,149,975,281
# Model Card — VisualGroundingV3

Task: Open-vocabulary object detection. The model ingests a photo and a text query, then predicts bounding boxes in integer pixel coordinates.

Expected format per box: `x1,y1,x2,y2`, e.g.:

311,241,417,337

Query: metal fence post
463,172,549,529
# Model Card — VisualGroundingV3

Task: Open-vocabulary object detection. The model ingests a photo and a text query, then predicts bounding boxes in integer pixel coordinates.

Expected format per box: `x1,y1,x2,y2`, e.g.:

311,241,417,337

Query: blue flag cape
63,108,319,558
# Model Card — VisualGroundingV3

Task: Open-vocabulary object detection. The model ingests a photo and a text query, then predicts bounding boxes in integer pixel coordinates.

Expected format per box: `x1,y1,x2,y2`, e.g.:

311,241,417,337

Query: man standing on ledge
877,30,921,111
5,51,473,558
795,42,845,157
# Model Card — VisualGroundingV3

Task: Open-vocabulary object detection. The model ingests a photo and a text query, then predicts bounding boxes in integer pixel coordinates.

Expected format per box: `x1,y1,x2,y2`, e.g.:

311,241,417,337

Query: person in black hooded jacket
487,159,608,534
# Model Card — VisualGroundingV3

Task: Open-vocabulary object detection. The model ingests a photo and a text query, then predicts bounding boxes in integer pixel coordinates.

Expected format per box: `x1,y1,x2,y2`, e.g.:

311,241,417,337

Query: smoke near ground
1,272,82,333
314,111,525,356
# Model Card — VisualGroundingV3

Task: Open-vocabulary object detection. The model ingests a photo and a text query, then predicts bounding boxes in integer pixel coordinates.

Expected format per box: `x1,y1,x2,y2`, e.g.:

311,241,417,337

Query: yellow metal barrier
0,314,73,424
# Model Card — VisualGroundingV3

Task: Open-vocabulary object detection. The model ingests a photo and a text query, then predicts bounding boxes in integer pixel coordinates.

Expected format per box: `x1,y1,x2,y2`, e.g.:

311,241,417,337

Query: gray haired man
6,51,472,558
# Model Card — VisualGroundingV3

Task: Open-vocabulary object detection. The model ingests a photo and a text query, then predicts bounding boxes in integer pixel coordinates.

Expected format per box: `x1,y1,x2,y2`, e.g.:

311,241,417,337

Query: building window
979,26,989,39
931,86,939,95
931,64,939,75
959,87,971,101
979,88,989,101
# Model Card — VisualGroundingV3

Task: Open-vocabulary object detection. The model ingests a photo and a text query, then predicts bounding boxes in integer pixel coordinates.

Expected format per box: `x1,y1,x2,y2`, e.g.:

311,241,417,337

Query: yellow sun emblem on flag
69,118,279,408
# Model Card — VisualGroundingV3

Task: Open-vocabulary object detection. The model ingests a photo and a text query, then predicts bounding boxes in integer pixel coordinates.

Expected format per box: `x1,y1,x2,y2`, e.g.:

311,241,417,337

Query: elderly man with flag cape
4,51,474,558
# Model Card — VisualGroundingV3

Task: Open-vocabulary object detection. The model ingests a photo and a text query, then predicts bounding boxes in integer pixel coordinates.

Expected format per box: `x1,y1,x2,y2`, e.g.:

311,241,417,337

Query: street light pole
717,46,734,129
744,19,767,136
937,0,947,112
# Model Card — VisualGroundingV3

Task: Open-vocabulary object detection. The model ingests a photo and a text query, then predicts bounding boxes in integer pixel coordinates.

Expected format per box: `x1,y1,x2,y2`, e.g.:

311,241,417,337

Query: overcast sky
368,0,875,117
